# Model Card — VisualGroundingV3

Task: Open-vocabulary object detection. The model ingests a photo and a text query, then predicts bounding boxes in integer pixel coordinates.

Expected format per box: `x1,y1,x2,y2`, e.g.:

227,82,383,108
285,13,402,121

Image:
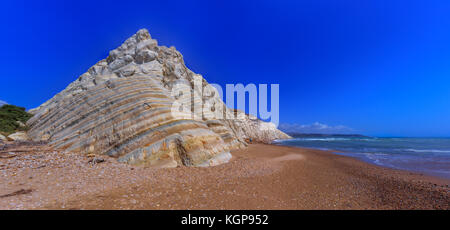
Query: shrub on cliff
0,104,33,135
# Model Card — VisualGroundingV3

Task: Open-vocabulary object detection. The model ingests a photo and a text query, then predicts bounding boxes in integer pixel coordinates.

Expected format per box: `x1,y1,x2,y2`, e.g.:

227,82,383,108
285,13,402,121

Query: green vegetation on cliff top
0,104,33,136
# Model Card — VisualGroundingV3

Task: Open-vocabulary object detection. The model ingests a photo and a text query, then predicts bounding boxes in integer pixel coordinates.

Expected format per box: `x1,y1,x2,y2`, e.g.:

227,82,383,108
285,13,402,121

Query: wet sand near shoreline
0,143,448,210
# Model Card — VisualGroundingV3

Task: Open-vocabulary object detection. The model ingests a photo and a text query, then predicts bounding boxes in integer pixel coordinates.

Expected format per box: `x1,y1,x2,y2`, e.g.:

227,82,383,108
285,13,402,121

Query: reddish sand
0,142,448,210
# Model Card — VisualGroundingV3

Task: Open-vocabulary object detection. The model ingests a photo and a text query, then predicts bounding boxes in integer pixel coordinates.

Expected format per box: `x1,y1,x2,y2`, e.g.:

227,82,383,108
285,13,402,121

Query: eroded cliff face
27,29,290,167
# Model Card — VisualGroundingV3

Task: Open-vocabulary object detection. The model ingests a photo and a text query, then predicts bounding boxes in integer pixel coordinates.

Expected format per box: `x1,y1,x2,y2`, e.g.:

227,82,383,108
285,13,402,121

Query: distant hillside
0,104,33,135
0,100,7,107
288,133,371,138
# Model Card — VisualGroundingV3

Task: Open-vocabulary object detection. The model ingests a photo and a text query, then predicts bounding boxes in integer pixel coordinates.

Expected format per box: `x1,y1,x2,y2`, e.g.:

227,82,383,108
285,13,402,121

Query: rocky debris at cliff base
88,157,106,165
7,132,30,141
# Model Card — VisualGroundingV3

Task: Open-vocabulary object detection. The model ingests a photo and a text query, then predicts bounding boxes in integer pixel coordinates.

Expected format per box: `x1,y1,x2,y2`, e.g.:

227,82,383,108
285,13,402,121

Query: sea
274,136,450,179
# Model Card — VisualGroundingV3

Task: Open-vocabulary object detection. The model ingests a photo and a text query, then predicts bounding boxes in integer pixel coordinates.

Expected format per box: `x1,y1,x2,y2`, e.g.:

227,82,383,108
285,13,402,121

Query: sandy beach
0,142,448,210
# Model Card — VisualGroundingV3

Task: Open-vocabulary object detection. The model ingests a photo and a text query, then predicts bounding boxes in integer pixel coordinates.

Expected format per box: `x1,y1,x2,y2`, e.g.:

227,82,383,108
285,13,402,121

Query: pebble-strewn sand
0,142,448,210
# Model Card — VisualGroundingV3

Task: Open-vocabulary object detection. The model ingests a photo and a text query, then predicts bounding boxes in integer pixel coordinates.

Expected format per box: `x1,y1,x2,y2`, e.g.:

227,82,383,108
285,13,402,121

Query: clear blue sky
1,0,450,137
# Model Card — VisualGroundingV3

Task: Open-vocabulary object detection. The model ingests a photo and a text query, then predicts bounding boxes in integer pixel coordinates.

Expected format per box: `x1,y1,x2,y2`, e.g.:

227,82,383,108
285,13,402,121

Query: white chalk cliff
27,29,290,167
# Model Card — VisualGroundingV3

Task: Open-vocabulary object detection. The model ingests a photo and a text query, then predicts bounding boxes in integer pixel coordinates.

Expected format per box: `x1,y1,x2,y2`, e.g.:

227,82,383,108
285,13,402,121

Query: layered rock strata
27,29,290,167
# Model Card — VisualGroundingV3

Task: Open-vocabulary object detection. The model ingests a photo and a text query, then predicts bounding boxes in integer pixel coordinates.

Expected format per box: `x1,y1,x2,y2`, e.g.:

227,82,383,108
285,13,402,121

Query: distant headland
287,133,371,138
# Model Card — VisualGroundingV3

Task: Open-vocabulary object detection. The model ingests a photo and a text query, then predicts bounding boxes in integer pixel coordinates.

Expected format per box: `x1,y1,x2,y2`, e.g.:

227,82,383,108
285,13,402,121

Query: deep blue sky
1,0,450,137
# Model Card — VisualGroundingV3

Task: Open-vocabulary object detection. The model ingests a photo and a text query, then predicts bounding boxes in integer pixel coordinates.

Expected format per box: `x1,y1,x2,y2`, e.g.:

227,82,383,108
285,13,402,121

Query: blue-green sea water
274,137,450,179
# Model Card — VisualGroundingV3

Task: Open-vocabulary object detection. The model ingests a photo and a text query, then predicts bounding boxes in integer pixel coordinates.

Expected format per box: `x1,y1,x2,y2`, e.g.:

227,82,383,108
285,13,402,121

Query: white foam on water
405,149,450,153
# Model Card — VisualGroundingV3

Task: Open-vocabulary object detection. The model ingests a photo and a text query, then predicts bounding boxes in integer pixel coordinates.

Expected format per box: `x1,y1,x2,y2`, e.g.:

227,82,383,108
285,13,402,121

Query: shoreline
270,143,450,185
0,142,449,210
274,143,450,181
